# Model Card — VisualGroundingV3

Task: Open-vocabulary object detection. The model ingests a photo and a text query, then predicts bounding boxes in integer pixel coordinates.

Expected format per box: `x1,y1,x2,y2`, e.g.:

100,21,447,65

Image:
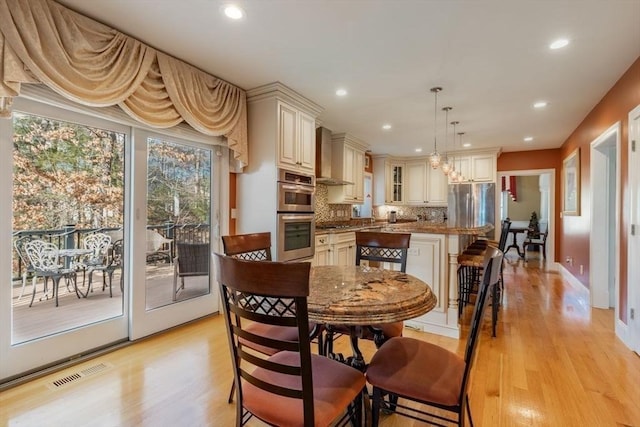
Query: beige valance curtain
0,0,248,166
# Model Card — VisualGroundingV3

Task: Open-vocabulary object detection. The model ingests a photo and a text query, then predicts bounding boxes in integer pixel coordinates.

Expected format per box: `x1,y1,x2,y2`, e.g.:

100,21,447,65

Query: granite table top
308,265,437,325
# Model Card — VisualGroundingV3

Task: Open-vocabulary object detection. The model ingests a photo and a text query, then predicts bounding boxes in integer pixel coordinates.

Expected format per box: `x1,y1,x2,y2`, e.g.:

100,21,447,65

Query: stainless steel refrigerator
447,183,496,239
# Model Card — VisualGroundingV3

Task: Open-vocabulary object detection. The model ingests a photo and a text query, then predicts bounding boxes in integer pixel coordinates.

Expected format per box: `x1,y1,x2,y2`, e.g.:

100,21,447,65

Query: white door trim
589,122,621,310
623,104,640,353
496,168,556,267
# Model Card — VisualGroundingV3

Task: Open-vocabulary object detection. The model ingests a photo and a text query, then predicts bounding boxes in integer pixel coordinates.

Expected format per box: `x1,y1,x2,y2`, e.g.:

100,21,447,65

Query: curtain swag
0,0,248,166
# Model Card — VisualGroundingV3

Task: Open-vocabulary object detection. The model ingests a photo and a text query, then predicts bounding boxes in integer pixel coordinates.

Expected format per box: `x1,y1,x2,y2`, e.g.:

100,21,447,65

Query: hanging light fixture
457,131,466,182
429,87,442,169
441,106,452,175
449,121,459,181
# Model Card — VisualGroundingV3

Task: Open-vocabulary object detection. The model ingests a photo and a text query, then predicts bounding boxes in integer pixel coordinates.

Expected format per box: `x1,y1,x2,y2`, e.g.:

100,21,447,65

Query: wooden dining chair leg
227,381,235,404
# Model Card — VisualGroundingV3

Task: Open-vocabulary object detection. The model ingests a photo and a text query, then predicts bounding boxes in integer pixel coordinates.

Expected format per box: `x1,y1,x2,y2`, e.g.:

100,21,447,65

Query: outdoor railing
11,222,210,283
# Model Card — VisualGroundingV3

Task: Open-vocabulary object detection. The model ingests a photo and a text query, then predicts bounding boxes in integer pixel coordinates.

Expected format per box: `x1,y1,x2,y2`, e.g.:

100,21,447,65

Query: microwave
277,169,315,213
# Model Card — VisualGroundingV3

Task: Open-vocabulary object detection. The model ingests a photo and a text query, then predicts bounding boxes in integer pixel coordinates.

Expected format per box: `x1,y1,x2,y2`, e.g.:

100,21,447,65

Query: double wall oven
277,169,315,262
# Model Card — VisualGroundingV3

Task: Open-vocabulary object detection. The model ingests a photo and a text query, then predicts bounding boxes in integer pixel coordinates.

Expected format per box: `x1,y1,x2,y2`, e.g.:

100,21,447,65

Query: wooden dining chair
366,246,504,427
214,253,366,426
524,227,548,260
323,231,411,357
221,232,323,403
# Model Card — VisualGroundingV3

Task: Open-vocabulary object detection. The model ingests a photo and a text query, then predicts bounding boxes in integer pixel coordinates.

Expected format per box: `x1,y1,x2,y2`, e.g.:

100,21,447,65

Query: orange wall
500,56,640,324
559,56,640,322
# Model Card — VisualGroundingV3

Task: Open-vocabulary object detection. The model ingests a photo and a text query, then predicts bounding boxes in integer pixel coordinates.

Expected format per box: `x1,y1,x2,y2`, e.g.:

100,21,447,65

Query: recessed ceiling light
415,148,423,153
533,101,548,109
463,143,471,148
524,136,534,142
382,124,392,130
336,88,348,97
222,4,245,20
549,38,569,50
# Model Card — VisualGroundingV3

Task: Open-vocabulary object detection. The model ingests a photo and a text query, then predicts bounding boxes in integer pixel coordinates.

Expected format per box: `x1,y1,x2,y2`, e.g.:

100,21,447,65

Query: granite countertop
316,221,493,236
308,265,437,325
381,221,494,235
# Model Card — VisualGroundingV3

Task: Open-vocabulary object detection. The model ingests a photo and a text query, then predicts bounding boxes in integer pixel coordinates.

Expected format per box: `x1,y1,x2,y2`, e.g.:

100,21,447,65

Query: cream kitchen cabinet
277,100,316,174
327,133,368,204
330,232,356,266
449,152,497,183
313,234,332,266
373,157,447,206
373,157,405,205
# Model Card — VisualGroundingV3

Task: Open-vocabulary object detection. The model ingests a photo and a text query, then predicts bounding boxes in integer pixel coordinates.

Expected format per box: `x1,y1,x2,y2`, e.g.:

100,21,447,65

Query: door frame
496,169,556,267
624,105,640,353
589,122,621,310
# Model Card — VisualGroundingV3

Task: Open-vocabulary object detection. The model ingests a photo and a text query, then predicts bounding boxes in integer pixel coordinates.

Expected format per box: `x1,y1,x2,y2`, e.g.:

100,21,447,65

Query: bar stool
457,219,511,337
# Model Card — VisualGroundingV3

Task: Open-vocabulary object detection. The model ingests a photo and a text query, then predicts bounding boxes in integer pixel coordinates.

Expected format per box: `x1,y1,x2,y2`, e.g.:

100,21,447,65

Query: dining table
308,265,437,370
504,227,529,258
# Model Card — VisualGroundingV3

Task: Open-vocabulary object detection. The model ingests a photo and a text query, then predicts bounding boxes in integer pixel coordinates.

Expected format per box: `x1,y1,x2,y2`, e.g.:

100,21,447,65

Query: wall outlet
565,256,573,266
579,265,584,275
408,248,420,256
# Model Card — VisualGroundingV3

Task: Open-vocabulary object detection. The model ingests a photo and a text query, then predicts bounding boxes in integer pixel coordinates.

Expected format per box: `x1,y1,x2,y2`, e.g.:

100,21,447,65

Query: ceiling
57,0,640,157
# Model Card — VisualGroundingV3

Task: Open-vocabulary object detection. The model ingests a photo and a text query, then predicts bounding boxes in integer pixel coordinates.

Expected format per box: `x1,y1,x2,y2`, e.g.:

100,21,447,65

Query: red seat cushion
243,351,366,426
366,337,465,407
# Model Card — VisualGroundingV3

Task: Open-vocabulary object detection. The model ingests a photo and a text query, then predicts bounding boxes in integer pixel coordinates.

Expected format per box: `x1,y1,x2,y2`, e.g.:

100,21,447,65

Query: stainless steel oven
277,169,315,212
277,213,315,262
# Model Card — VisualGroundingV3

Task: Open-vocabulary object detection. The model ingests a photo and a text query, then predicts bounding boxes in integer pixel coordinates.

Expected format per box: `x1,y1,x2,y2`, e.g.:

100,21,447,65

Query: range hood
315,127,353,185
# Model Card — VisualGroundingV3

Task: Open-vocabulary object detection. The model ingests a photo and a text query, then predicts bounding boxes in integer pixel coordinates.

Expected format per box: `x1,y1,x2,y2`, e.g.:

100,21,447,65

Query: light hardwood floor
1,252,639,426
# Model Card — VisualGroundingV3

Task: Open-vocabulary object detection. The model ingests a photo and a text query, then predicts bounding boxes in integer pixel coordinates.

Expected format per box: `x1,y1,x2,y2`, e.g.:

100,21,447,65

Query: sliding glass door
1,99,129,380
1,96,224,382
129,129,219,340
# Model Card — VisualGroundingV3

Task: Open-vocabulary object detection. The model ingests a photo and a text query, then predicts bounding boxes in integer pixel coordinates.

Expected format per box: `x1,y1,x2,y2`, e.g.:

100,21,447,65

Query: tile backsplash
315,183,448,223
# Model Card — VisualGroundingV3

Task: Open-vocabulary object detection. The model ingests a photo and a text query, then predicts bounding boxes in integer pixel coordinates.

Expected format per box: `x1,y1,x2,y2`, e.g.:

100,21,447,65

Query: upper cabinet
448,152,498,183
277,100,316,174
327,133,368,204
373,157,447,206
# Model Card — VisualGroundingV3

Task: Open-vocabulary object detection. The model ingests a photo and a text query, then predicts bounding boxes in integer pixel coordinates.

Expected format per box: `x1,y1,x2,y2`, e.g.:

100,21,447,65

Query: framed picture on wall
562,148,580,216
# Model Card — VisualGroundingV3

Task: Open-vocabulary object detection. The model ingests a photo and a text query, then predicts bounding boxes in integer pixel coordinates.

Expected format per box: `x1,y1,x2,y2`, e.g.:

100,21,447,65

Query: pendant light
457,132,466,182
429,87,442,169
441,106,452,176
449,121,459,181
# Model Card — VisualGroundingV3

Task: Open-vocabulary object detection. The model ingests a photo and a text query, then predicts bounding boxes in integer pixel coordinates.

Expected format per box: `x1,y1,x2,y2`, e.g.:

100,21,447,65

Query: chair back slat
214,253,315,420
176,243,210,275
222,232,272,261
25,240,60,272
355,231,411,272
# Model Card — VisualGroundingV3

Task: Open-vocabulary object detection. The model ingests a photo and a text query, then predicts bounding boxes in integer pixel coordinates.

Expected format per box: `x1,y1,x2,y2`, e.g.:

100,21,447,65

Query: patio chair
173,242,210,300
82,237,123,298
146,229,173,263
13,236,39,301
76,233,111,296
24,240,78,307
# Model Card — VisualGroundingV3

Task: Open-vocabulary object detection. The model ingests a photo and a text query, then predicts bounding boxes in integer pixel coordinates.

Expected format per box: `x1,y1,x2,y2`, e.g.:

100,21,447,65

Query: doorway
589,123,620,310
497,169,556,266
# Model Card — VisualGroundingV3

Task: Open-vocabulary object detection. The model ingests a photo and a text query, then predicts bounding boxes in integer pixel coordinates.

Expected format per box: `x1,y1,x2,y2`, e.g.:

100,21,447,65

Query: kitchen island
316,221,493,338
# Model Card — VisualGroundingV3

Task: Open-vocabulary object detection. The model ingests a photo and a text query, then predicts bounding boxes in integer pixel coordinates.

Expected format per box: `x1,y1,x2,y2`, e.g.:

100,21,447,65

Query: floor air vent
47,362,112,389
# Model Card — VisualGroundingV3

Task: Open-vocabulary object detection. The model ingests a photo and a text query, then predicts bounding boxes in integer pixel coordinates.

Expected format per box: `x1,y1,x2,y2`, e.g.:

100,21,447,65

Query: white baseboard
557,262,588,292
